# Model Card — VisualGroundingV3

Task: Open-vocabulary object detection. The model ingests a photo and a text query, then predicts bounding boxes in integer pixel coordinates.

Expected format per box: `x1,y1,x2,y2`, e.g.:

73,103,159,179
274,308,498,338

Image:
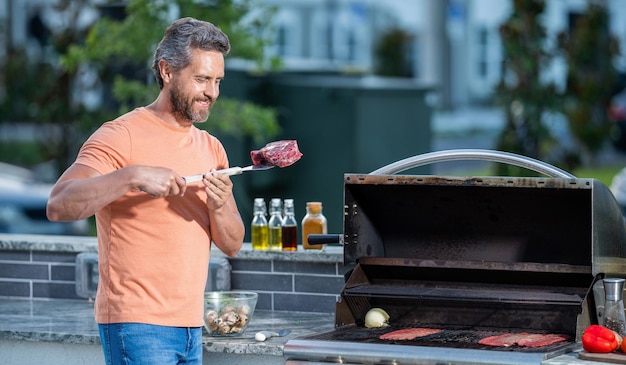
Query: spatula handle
184,167,244,183
216,167,244,176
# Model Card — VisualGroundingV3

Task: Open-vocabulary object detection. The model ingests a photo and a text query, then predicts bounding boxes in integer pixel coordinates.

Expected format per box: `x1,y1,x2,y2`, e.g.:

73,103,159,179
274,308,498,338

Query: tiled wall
0,249,351,313
0,250,79,299
230,258,353,313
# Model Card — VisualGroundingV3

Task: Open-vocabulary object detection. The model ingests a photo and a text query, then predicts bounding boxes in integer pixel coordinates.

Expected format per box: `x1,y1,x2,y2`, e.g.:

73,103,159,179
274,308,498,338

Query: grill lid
342,173,626,277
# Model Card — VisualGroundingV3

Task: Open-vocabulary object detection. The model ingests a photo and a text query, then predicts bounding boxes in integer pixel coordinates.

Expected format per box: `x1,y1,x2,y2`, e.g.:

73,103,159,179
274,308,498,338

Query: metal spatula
184,165,274,183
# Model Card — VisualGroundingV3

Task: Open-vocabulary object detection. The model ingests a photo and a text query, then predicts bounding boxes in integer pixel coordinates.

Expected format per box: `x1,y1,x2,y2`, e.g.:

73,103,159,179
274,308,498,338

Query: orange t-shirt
75,107,229,327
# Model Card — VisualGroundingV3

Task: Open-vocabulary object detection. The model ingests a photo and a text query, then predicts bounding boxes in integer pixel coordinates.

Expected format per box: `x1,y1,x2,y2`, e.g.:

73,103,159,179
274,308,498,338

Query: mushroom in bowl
204,291,258,336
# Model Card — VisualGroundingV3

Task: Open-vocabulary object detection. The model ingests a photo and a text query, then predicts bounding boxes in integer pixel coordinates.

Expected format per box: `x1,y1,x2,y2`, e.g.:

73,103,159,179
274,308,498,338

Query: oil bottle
268,198,283,251
251,198,268,251
281,199,298,251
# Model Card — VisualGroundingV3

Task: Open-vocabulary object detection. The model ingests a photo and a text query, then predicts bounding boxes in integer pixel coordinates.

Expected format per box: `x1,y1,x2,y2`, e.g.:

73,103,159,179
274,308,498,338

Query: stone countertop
0,298,620,364
0,233,344,263
0,298,335,357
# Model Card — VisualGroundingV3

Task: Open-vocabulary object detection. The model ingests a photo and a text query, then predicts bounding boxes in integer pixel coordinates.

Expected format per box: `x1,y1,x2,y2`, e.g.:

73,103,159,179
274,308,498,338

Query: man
47,17,244,365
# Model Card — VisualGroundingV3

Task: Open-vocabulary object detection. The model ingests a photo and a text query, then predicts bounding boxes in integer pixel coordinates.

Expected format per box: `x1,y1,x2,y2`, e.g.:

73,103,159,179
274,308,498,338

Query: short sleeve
74,121,131,175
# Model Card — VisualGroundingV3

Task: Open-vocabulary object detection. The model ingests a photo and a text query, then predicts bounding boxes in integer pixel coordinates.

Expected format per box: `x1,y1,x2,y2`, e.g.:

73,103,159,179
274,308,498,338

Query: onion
365,307,390,328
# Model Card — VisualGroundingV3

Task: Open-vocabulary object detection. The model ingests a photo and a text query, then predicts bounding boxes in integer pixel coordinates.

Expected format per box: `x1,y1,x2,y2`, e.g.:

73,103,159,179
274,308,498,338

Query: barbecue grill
284,149,626,365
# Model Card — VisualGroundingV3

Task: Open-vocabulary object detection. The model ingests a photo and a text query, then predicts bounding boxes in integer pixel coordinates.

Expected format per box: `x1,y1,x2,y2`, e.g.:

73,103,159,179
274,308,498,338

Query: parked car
0,163,89,235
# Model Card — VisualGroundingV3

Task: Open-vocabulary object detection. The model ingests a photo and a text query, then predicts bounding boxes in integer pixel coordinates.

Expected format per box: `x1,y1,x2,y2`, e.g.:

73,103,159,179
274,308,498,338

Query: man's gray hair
151,17,231,89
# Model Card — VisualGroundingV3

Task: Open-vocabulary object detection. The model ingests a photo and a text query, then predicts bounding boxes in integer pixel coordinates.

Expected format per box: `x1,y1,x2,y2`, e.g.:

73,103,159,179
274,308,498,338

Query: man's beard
169,81,211,124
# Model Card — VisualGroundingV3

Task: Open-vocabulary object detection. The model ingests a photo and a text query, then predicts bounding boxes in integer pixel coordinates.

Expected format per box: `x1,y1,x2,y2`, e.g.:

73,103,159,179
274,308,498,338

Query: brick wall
0,244,351,313
0,250,80,299
229,258,353,313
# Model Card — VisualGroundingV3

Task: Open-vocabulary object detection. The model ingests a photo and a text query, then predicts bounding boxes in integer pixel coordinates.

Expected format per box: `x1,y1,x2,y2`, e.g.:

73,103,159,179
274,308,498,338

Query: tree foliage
0,0,111,171
495,0,561,176
66,0,283,149
495,0,621,175
374,28,414,77
557,1,620,161
0,0,281,174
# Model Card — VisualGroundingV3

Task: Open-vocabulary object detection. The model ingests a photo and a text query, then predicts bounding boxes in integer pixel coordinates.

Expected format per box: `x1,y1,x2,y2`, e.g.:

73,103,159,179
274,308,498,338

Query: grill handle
369,149,576,178
306,234,343,246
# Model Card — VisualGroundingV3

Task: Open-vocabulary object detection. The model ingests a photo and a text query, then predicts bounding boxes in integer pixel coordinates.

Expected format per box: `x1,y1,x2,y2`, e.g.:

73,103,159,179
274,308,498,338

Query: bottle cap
253,198,266,212
270,198,282,214
604,278,625,301
306,201,322,213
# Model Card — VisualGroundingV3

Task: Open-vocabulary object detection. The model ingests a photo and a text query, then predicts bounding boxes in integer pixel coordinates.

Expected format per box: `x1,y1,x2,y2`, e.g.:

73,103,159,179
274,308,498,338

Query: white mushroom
237,313,249,327
237,305,251,316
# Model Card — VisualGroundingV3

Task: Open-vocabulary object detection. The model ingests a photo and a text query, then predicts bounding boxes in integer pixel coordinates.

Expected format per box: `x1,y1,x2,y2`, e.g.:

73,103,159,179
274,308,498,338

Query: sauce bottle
268,198,283,251
301,202,327,250
281,199,298,251
251,198,268,251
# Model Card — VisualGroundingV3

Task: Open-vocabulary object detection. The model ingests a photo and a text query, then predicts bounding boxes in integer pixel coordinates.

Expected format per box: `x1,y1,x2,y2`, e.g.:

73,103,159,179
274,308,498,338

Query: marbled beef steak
379,328,443,341
250,140,302,167
479,332,569,347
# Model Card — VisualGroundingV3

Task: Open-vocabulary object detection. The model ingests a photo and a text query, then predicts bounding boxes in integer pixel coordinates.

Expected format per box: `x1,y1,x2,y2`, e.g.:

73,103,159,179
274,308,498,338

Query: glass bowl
203,291,258,337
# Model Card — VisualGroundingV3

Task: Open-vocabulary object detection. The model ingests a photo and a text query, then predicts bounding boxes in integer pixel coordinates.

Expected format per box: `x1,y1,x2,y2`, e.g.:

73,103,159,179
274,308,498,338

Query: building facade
2,0,626,109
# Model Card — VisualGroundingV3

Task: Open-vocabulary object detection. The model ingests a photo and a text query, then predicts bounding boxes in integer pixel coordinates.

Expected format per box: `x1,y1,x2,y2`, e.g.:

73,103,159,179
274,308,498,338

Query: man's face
168,49,225,124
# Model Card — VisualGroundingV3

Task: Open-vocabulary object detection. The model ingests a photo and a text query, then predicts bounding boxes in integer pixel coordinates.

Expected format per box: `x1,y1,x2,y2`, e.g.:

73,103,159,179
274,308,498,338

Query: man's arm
47,163,187,222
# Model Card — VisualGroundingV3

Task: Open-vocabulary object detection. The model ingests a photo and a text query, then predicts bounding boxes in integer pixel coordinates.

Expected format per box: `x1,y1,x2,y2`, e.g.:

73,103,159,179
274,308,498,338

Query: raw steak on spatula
250,140,303,167
184,140,302,182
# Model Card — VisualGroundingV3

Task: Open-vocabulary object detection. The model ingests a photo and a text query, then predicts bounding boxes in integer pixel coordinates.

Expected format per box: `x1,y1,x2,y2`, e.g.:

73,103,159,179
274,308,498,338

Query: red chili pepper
582,325,619,353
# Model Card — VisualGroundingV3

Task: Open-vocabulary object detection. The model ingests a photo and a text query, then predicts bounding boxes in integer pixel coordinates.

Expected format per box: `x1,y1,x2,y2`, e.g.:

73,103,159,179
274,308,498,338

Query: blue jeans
98,323,203,365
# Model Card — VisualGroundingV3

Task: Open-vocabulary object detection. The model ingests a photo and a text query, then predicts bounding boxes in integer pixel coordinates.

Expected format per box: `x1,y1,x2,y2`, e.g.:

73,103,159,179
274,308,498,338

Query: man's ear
159,59,173,84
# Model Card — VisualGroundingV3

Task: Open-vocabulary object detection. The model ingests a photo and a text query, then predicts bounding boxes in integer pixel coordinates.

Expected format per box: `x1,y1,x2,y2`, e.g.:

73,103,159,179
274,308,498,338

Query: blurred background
1,0,625,238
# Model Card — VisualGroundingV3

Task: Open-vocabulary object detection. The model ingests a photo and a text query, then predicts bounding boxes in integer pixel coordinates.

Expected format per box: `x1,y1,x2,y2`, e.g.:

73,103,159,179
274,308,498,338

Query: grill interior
335,258,597,338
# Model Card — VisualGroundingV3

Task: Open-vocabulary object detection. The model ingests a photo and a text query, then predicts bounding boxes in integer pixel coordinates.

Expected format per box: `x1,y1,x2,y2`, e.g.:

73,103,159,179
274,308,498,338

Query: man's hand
130,166,187,198
201,170,233,210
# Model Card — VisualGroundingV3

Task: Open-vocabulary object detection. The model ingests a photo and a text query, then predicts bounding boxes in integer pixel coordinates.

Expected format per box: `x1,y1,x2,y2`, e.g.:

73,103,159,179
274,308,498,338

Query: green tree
0,0,110,171
0,0,281,174
557,1,620,165
495,0,622,175
494,0,561,176
374,28,414,77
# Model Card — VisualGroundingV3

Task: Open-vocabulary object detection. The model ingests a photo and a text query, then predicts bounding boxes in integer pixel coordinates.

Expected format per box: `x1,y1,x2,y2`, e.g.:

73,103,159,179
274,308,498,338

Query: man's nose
204,82,219,100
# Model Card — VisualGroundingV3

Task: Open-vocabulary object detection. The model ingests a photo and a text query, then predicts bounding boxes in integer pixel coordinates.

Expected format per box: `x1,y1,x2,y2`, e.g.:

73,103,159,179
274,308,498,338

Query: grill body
285,152,626,365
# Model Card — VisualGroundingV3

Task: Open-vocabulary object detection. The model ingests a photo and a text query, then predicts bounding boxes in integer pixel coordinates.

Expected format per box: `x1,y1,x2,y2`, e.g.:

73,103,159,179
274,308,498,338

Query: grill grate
301,324,577,354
